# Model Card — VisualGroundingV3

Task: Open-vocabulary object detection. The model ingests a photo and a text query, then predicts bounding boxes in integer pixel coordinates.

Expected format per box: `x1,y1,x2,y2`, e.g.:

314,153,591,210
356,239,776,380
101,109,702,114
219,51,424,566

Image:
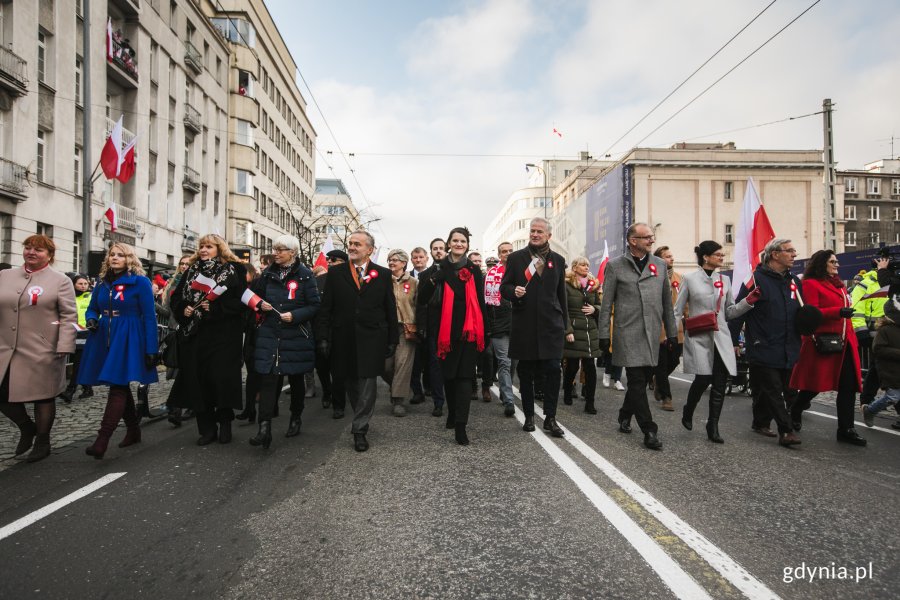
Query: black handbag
813,332,844,354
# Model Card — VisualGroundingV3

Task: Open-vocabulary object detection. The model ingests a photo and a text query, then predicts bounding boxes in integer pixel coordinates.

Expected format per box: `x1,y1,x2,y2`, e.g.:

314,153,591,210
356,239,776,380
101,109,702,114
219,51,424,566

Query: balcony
182,227,199,252
0,46,28,96
184,103,201,134
105,116,136,146
116,203,137,232
184,41,203,74
107,35,139,88
110,0,141,17
0,157,28,201
183,166,201,193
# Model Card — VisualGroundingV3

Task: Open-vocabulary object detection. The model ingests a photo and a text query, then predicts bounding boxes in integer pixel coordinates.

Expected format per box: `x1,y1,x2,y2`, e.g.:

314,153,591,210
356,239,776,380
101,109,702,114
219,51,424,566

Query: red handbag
684,278,723,336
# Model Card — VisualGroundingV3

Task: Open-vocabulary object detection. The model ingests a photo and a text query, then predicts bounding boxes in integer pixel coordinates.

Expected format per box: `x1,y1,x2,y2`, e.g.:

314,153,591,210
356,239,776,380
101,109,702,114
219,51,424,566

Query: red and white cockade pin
114,285,125,301
714,280,723,289
789,282,797,300
286,280,299,300
403,282,411,294
367,270,379,280
548,260,554,269
648,263,658,277
586,280,595,291
672,280,679,290
27,286,44,306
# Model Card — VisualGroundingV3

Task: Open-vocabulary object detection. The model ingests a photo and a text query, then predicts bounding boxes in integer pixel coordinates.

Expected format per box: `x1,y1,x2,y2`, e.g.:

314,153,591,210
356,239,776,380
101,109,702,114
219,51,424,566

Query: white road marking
0,472,126,542
504,385,780,600
509,402,713,600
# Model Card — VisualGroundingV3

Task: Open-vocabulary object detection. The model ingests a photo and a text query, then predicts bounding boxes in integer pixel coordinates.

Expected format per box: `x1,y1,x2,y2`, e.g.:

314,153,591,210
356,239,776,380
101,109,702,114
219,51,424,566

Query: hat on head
326,249,349,263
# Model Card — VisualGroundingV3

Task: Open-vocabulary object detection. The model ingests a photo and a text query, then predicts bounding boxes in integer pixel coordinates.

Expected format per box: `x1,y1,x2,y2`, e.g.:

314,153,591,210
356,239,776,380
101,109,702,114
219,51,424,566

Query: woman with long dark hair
674,241,754,443
417,227,486,445
789,250,866,446
168,234,247,445
79,243,158,458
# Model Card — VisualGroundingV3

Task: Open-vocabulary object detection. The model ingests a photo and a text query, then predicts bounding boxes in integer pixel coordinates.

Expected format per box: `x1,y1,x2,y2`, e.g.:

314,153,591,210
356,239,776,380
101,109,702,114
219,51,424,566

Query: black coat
168,262,247,411
252,261,320,376
729,264,803,369
500,247,569,360
316,261,399,379
414,264,442,338
417,257,486,379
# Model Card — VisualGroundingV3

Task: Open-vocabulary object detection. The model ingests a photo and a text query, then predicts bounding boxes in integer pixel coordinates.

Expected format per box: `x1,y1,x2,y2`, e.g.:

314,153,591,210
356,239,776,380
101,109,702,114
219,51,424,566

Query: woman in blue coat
79,243,158,459
248,235,320,449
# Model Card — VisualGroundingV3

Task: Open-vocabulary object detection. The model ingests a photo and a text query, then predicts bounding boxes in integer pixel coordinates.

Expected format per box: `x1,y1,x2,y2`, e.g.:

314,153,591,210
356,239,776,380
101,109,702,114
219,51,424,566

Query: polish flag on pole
524,257,540,282
314,233,335,270
595,240,610,284
106,18,114,61
732,177,776,299
552,127,563,138
104,203,117,232
116,137,138,183
189,273,218,295
100,116,123,179
241,288,264,311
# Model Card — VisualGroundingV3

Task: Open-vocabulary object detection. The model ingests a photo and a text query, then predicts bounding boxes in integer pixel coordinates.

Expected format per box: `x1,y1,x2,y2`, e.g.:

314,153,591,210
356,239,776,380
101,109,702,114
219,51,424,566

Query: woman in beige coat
0,235,77,462
382,249,418,417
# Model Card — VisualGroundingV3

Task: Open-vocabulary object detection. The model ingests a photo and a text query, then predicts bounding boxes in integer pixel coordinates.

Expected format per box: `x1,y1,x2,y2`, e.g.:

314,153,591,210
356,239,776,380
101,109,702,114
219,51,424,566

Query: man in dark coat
314,249,348,417
317,231,399,452
729,238,802,447
499,217,568,436
413,238,448,417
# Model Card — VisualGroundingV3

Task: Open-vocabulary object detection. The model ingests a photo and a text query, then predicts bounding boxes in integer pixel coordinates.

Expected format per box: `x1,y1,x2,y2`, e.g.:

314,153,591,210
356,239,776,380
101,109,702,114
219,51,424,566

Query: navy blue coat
729,264,803,369
252,261,320,375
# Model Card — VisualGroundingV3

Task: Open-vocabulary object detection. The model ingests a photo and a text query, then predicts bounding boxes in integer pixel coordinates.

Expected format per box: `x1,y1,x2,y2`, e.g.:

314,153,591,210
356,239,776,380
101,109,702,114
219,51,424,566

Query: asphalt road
0,376,897,599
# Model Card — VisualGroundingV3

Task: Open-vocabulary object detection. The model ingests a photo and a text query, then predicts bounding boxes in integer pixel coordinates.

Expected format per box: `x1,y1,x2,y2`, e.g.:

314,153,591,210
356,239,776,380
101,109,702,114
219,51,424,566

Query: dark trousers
749,367,772,428
749,365,795,434
654,342,682,400
444,377,472,425
427,334,446,407
244,360,262,414
315,353,332,400
861,361,880,404
517,359,561,418
564,357,596,401
410,341,429,395
196,406,234,435
619,366,657,434
258,373,305,422
792,350,858,431
683,350,728,423
476,343,494,390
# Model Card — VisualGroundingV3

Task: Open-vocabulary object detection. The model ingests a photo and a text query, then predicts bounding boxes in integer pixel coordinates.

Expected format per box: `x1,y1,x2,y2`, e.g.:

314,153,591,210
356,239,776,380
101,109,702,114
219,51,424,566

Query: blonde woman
80,243,158,459
562,257,602,414
167,234,247,445
382,249,418,417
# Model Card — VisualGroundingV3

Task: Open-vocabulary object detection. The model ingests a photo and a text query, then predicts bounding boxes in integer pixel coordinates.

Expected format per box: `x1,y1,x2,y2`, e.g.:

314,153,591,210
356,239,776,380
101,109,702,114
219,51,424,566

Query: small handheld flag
206,285,228,300
190,274,218,295
241,288,264,311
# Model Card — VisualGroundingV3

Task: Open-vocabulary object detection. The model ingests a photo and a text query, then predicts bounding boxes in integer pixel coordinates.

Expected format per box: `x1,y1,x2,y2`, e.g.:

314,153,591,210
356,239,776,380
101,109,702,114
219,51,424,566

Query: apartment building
838,159,900,250
0,0,229,272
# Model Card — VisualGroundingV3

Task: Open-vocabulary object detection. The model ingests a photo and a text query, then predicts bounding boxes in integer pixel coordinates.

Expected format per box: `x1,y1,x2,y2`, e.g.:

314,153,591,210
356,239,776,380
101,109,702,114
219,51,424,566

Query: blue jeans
490,335,515,405
867,387,900,415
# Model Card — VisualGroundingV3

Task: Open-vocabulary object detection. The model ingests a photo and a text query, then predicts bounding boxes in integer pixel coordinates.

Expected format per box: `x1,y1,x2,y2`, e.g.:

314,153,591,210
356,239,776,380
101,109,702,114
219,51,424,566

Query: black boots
197,428,218,446
14,420,37,456
584,399,597,415
706,388,725,444
27,434,51,462
235,407,256,423
249,421,272,449
286,416,302,437
543,416,564,437
522,415,536,432
218,420,232,444
353,432,369,452
643,431,663,450
454,424,470,446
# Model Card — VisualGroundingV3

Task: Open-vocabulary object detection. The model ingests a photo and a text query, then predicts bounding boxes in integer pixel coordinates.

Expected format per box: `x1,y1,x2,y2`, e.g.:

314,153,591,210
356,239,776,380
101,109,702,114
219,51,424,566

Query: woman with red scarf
789,249,867,446
417,227,486,445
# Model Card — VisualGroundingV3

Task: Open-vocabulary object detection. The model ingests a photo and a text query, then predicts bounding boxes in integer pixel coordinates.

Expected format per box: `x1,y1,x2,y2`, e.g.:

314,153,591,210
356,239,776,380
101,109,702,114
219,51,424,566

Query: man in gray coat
598,223,677,450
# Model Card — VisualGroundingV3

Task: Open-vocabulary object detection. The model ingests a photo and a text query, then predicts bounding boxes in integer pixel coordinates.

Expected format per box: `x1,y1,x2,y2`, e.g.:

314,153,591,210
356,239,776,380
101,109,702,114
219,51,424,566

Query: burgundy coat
789,277,861,393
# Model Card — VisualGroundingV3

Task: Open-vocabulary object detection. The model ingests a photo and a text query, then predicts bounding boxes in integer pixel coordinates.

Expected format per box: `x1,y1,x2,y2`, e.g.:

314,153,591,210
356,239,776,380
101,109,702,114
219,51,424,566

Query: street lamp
525,163,548,219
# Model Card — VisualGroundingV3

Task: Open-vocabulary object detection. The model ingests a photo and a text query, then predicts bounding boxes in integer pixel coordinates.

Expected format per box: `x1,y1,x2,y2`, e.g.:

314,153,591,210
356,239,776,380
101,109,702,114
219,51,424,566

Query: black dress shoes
285,418,302,438
543,416,564,437
643,431,663,450
431,405,443,417
836,428,867,446
410,393,425,405
618,418,632,434
353,433,369,452
454,424,470,446
197,429,218,446
522,415,535,432
504,404,516,417
681,416,692,431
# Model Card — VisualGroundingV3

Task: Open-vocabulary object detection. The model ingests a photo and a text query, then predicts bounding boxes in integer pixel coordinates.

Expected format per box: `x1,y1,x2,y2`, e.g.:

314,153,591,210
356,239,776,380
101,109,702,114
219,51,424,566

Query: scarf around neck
181,258,236,307
437,260,485,359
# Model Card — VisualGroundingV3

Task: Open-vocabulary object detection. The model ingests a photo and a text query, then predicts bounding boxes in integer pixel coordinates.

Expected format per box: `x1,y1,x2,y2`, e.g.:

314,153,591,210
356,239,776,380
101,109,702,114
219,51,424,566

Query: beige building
837,158,900,250
0,0,230,272
204,0,316,261
309,178,362,257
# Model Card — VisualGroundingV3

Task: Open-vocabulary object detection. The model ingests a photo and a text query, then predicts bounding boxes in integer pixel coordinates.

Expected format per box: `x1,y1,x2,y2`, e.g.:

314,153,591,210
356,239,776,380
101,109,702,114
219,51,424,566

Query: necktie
358,266,365,281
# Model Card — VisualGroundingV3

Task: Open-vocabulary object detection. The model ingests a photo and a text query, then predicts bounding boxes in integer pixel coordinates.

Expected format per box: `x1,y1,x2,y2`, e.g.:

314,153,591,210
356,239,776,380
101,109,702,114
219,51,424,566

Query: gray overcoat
674,269,753,376
598,254,676,367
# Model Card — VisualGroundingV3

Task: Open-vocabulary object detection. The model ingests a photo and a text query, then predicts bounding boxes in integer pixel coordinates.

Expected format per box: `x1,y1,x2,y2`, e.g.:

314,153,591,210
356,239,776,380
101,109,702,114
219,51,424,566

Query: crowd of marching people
1,221,898,462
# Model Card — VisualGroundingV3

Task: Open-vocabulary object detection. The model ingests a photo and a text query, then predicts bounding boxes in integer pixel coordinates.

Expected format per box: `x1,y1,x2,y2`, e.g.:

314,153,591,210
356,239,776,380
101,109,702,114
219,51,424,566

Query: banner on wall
584,164,629,274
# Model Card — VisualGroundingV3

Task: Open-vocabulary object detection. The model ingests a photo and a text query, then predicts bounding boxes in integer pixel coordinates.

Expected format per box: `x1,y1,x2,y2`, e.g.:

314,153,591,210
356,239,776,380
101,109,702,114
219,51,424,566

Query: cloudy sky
268,0,900,256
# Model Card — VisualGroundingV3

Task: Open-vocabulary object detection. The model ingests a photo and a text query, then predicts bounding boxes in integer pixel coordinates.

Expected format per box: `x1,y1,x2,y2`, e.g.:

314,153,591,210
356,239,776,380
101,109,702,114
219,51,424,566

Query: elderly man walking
598,223,677,450
500,218,568,437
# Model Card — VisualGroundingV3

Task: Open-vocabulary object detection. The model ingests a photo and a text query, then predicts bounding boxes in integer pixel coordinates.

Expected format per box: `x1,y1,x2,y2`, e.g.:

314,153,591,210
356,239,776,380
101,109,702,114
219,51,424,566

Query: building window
75,57,83,105
844,177,857,194
869,232,880,246
868,206,880,221
234,119,253,146
214,191,220,216
724,181,733,201
893,179,900,196
845,231,856,247
36,222,53,238
73,146,82,195
867,178,880,195
235,169,253,195
210,18,256,47
844,205,856,220
73,233,81,271
724,223,734,244
238,70,255,97
36,131,46,183
38,30,47,84
894,207,900,222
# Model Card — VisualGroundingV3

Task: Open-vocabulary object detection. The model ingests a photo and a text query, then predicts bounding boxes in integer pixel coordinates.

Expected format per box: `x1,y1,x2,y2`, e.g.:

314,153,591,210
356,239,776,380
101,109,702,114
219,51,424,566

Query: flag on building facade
732,177,776,298
100,116,123,179
116,137,137,184
106,18,113,61
104,203,117,232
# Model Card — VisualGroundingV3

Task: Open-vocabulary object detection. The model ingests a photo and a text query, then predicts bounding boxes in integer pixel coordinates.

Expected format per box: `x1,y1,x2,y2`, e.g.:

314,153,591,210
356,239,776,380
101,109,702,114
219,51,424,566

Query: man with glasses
729,238,803,447
598,223,677,450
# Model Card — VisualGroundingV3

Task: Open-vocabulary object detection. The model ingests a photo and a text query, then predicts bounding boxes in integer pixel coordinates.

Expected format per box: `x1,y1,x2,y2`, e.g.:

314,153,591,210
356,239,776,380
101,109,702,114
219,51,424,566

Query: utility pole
80,0,93,273
822,98,837,252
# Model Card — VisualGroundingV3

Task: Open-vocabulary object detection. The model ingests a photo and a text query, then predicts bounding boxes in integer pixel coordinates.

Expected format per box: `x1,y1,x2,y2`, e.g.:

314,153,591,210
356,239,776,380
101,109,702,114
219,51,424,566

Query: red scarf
437,268,485,359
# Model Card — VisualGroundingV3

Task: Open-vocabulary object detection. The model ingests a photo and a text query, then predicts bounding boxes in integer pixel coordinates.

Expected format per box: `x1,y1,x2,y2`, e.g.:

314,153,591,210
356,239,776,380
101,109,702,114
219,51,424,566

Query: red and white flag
100,116,123,179
205,285,228,300
552,127,563,138
189,274,218,295
732,177,776,299
241,288,264,311
524,257,539,282
116,137,137,183
106,18,114,61
595,240,610,284
314,234,334,270
104,203,118,232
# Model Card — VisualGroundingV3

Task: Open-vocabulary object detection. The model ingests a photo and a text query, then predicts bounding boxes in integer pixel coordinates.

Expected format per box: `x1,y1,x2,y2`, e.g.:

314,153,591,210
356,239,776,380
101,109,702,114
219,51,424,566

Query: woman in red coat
789,250,866,446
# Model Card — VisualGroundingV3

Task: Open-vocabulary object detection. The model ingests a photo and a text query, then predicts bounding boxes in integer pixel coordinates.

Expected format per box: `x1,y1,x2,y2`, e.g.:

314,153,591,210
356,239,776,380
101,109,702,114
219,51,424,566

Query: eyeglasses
827,259,839,265
631,235,655,241
711,253,726,258
776,248,798,255
179,262,190,267
273,248,291,253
